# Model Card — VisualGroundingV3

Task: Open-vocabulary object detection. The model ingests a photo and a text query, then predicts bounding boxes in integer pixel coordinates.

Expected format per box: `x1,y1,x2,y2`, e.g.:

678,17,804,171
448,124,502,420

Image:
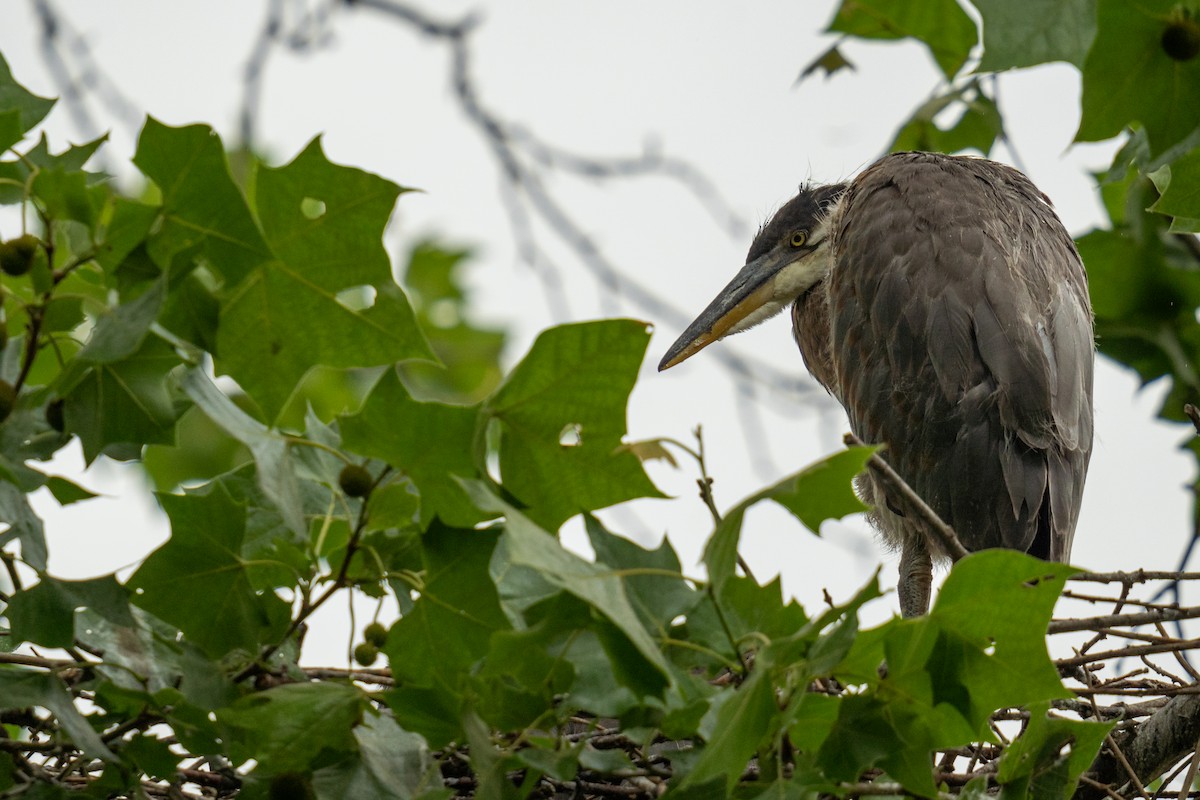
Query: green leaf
798,44,858,83
7,574,133,648
364,482,420,531
890,84,1003,156
705,447,872,590
929,550,1075,714
473,602,577,727
0,53,55,138
384,523,511,686
219,682,366,775
121,734,180,781
819,691,944,796
0,481,47,569
0,670,116,761
312,712,433,800
132,118,272,283
0,133,106,206
59,335,182,462
712,576,810,657
1150,148,1200,230
339,368,485,527
974,0,1097,70
77,278,165,363
0,109,22,153
94,198,159,274
787,693,841,754
584,514,700,634
997,702,1114,799
32,166,104,227
483,319,662,530
45,475,98,505
819,552,1073,796
217,139,432,420
182,368,307,535
464,480,671,691
127,481,291,657
78,605,235,709
382,684,462,750
1076,229,1157,320
828,0,977,78
678,670,777,791
1077,0,1200,154
159,270,221,351
461,705,508,800
777,575,880,674
255,137,413,284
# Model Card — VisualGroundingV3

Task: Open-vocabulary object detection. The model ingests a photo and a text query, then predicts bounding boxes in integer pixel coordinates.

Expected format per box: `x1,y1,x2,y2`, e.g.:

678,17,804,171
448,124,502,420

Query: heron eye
790,231,808,247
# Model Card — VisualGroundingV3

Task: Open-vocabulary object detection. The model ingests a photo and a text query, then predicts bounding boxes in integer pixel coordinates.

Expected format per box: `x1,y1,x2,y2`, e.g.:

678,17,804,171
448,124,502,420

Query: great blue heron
659,151,1094,617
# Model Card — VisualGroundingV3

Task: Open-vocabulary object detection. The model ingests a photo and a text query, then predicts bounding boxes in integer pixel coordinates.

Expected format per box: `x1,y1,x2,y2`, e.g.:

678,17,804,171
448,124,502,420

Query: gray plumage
660,151,1094,616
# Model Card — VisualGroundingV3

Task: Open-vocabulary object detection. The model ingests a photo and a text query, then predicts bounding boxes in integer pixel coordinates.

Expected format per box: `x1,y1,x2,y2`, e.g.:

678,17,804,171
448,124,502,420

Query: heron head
658,182,847,371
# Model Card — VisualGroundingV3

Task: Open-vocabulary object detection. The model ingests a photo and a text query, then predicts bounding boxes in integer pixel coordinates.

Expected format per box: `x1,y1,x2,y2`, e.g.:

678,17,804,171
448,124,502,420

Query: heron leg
898,537,933,618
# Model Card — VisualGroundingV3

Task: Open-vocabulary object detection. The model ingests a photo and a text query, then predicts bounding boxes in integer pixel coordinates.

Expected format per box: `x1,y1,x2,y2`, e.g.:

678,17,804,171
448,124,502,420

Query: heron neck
791,279,837,397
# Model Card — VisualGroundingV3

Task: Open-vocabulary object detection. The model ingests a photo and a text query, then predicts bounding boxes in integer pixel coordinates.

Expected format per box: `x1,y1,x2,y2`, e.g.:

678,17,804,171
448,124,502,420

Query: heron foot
898,539,933,618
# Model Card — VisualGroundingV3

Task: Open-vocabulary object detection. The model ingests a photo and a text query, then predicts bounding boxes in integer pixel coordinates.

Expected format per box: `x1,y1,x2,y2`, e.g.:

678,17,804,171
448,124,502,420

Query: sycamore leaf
218,682,367,775
584,514,699,634
0,53,54,139
59,335,183,462
181,368,307,536
463,479,671,692
32,166,104,227
705,447,873,590
974,0,1096,70
45,475,98,505
827,0,977,79
1077,0,1200,154
677,670,776,792
76,278,165,363
1150,148,1200,231
311,711,433,800
339,367,485,527
0,132,107,205
0,670,115,761
818,551,1073,797
890,85,1003,156
217,139,432,420
133,118,272,283
127,482,291,658
384,523,510,686
0,481,46,569
483,319,662,530
928,550,1075,715
7,574,133,648
254,137,414,286
997,702,1113,799
94,197,159,274
798,43,857,83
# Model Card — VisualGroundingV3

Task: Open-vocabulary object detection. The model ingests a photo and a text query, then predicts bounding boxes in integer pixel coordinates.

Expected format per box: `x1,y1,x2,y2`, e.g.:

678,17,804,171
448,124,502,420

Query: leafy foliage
1,0,1198,793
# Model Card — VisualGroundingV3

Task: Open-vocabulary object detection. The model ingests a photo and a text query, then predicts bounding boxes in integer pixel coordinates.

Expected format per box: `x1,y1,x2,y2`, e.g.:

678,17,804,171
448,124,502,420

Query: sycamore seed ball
0,235,40,277
338,463,373,497
353,642,379,667
363,622,388,647
1163,19,1200,61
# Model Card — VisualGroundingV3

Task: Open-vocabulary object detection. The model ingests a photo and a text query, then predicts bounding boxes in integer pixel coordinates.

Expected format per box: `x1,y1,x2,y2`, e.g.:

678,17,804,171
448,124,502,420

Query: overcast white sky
0,1,1191,641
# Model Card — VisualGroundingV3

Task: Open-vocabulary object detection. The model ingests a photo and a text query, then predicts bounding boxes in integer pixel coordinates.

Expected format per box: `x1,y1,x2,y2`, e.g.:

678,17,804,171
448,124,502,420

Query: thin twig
843,432,969,561
1105,731,1151,799
1049,606,1200,635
